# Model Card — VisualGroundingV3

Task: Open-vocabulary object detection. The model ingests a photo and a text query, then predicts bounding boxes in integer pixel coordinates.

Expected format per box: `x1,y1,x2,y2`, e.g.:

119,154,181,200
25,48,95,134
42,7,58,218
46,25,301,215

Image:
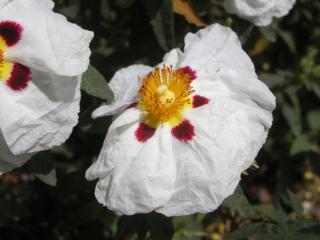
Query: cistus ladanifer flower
0,0,93,174
86,24,276,217
224,0,296,26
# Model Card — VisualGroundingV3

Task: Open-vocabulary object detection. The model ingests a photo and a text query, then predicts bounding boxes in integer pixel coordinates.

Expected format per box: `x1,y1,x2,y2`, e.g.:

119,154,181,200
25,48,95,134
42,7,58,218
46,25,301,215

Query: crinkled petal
157,104,251,216
217,67,276,111
160,48,184,68
180,24,257,81
182,25,275,180
92,65,152,118
191,67,275,111
184,25,276,116
190,67,275,171
0,70,81,155
1,0,93,76
86,110,176,215
86,109,141,181
224,0,296,26
0,130,32,175
0,0,11,9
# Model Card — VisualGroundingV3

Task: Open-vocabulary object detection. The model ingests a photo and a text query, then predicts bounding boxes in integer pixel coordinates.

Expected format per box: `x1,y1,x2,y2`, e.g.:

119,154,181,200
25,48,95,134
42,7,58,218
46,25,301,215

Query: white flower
224,0,296,26
86,23,276,217
0,0,93,174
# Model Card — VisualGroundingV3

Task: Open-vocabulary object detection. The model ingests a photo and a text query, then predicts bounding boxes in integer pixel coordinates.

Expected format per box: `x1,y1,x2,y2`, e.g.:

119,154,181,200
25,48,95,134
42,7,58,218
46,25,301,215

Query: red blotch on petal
0,21,23,47
135,122,156,143
6,63,32,91
192,95,209,108
171,119,195,142
180,66,197,81
126,102,138,110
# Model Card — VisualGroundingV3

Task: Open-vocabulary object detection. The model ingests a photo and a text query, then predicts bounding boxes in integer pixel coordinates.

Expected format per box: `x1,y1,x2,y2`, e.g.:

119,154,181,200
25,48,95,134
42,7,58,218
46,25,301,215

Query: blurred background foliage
1,0,320,239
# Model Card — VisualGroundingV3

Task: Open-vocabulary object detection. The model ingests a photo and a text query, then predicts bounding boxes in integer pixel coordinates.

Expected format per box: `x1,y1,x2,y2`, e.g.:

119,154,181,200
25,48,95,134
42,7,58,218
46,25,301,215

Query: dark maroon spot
126,102,138,110
135,122,156,143
180,66,197,81
0,21,23,47
192,95,209,108
6,63,32,91
171,119,195,142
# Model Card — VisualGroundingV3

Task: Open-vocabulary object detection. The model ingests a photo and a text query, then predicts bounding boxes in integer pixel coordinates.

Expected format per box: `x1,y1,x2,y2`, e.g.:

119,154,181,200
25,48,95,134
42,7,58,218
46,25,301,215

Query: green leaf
290,135,312,156
260,25,277,42
307,110,320,130
310,82,320,99
239,25,253,44
141,0,175,51
81,65,114,102
277,29,296,53
173,215,205,239
225,220,320,240
281,102,301,137
260,73,286,88
224,222,282,240
35,168,57,187
22,152,57,186
254,205,289,223
222,186,255,217
24,152,55,175
278,88,302,137
286,191,303,219
59,5,79,19
286,220,320,240
78,105,111,134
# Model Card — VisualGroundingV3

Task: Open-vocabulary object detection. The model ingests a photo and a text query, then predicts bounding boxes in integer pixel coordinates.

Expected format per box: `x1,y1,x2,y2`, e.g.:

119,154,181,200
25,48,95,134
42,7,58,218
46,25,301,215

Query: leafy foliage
1,0,320,239
81,65,114,102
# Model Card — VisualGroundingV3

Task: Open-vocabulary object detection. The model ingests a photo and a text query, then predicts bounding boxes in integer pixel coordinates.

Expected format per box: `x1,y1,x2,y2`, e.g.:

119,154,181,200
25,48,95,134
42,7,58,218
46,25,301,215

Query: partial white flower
224,0,296,26
86,24,276,217
0,0,93,174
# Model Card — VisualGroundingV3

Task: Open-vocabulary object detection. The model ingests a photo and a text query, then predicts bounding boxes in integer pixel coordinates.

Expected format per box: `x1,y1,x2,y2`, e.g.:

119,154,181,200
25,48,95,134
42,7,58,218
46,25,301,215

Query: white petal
224,0,296,26
86,110,177,215
0,70,81,155
160,48,184,68
189,67,275,127
92,65,152,118
0,130,32,175
180,24,256,81
205,98,271,170
0,0,11,9
86,109,141,181
2,0,93,76
217,67,276,111
191,68,275,170
181,25,275,117
157,104,251,216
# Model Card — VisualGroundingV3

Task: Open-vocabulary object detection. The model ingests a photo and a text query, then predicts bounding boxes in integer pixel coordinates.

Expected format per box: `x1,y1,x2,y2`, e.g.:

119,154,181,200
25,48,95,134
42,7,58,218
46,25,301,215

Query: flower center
0,49,4,78
0,35,31,91
138,65,193,127
0,37,11,81
156,84,176,105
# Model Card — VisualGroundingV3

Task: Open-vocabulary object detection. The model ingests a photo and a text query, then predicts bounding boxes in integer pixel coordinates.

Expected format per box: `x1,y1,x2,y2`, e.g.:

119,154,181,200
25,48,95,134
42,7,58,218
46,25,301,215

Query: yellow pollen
0,37,13,82
156,84,176,105
138,65,193,127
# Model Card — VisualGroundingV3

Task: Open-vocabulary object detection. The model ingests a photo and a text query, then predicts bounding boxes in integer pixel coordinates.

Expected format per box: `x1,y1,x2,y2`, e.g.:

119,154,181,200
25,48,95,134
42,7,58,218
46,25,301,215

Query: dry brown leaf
173,0,207,27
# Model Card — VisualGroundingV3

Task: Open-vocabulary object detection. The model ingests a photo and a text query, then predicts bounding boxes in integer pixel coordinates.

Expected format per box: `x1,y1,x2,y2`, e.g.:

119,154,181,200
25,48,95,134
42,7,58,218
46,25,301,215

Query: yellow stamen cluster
0,38,5,79
0,37,12,81
138,65,194,127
